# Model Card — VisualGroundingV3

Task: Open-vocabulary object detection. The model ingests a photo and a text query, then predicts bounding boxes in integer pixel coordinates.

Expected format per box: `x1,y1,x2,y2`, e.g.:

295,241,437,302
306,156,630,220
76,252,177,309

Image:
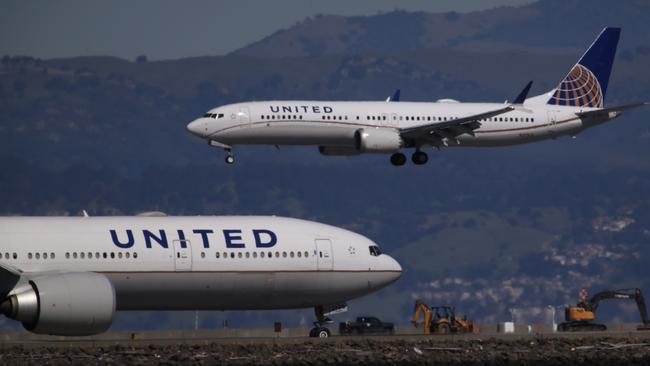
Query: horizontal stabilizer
576,102,649,118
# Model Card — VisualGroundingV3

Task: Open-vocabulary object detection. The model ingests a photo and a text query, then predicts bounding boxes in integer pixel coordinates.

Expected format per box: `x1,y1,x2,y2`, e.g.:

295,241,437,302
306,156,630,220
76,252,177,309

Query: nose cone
381,254,402,287
385,255,403,283
186,119,205,137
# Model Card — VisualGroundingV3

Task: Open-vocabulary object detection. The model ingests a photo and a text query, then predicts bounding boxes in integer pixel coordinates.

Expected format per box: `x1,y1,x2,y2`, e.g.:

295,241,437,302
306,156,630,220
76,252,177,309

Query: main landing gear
309,305,333,338
390,150,429,166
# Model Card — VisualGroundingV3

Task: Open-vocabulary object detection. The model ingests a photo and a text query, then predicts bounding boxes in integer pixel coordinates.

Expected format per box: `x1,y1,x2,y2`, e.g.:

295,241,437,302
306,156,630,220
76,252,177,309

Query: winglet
392,89,401,102
513,81,533,105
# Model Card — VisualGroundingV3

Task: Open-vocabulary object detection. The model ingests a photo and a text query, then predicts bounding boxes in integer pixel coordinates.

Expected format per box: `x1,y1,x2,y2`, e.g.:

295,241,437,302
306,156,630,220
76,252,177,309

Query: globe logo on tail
548,64,603,108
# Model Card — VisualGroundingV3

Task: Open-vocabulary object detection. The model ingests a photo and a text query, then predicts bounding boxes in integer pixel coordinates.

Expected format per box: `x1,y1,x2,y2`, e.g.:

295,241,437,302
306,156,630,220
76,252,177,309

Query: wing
576,102,649,118
0,262,22,295
399,81,533,144
386,89,401,102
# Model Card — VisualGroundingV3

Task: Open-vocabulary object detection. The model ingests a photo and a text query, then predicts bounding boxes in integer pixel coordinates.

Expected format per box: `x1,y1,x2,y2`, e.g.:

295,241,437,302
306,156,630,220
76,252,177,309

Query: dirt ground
2,336,650,365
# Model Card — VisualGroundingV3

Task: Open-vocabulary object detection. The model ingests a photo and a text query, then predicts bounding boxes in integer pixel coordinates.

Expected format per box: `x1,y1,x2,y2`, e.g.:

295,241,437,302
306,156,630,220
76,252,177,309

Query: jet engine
0,272,116,336
354,128,402,153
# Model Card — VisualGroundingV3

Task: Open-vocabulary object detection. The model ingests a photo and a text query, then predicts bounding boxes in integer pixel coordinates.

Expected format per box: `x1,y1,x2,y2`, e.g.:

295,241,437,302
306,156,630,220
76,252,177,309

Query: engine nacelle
0,272,115,336
354,128,402,153
318,146,361,156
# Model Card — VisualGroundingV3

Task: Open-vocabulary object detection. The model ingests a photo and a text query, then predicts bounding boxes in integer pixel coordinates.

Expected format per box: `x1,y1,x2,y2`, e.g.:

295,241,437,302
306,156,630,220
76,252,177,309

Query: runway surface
2,332,650,365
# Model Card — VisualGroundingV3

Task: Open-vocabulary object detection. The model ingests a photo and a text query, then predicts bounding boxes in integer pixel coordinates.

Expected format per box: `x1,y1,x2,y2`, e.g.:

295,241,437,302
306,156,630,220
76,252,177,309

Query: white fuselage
188,99,612,149
0,216,401,311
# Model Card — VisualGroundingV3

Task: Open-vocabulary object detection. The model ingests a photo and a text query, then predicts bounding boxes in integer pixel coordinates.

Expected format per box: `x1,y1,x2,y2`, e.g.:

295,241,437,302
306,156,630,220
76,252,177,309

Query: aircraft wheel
412,151,428,165
309,327,330,338
390,152,406,166
317,328,331,338
225,154,235,164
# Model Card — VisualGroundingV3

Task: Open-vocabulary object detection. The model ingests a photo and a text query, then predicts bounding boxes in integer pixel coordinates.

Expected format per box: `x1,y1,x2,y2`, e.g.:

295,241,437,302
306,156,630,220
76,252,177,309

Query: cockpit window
369,245,382,256
202,113,225,119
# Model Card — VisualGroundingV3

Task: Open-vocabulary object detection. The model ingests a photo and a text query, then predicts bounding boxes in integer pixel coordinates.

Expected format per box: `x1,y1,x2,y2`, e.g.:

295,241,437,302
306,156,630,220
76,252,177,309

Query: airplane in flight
0,215,401,338
186,27,647,166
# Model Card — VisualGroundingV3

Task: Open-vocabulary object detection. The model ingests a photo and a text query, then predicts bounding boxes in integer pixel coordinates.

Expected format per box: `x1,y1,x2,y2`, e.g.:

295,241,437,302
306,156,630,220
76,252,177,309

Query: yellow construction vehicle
559,288,650,332
411,299,475,334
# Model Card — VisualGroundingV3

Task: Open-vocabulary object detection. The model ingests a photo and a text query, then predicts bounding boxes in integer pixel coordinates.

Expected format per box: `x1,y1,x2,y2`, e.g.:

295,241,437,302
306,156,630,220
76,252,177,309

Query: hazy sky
1,0,533,60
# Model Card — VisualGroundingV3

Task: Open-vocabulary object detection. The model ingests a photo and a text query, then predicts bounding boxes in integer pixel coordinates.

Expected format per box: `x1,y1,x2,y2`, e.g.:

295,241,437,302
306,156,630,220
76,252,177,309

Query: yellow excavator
559,288,650,332
411,299,475,334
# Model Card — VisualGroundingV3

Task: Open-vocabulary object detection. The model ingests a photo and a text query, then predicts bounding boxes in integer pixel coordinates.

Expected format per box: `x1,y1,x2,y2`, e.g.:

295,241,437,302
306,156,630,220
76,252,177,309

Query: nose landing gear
225,150,235,164
208,140,235,165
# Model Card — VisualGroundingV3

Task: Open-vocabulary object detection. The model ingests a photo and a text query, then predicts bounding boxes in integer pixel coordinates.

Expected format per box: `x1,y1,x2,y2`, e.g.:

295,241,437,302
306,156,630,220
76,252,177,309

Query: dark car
339,316,395,335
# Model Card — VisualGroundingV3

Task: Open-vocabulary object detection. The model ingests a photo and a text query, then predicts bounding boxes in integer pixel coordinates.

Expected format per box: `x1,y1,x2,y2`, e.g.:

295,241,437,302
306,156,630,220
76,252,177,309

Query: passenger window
261,252,265,258
201,252,205,258
103,252,107,259
110,252,115,258
253,252,258,258
125,252,130,259
297,252,302,258
216,252,220,258
36,253,41,259
290,252,295,258
43,253,48,259
245,252,250,258
238,252,242,258
282,252,287,258
13,253,17,259
73,252,77,259
133,252,138,259
230,252,235,259
304,251,309,258
118,252,123,259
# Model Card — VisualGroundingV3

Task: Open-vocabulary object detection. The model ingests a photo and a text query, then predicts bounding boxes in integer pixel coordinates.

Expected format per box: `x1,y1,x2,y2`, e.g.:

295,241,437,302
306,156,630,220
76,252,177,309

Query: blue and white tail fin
527,27,620,108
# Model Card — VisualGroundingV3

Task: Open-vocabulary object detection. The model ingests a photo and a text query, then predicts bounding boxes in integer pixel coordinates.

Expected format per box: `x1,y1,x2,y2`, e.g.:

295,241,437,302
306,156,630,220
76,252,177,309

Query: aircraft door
546,111,557,135
172,240,192,271
390,113,399,127
381,113,390,127
238,107,251,127
315,239,333,271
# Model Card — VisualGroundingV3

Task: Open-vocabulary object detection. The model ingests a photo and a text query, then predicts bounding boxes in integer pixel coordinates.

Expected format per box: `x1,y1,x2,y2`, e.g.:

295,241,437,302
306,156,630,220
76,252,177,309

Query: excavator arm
586,288,650,325
411,299,432,334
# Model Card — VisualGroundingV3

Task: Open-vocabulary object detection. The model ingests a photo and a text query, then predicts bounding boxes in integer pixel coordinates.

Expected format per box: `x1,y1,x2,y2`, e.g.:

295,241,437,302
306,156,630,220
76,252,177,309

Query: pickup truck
339,316,395,335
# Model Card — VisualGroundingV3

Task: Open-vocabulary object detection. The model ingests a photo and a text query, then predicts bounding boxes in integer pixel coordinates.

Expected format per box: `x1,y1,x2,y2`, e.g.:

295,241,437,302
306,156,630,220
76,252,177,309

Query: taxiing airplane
0,216,401,337
187,27,647,166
